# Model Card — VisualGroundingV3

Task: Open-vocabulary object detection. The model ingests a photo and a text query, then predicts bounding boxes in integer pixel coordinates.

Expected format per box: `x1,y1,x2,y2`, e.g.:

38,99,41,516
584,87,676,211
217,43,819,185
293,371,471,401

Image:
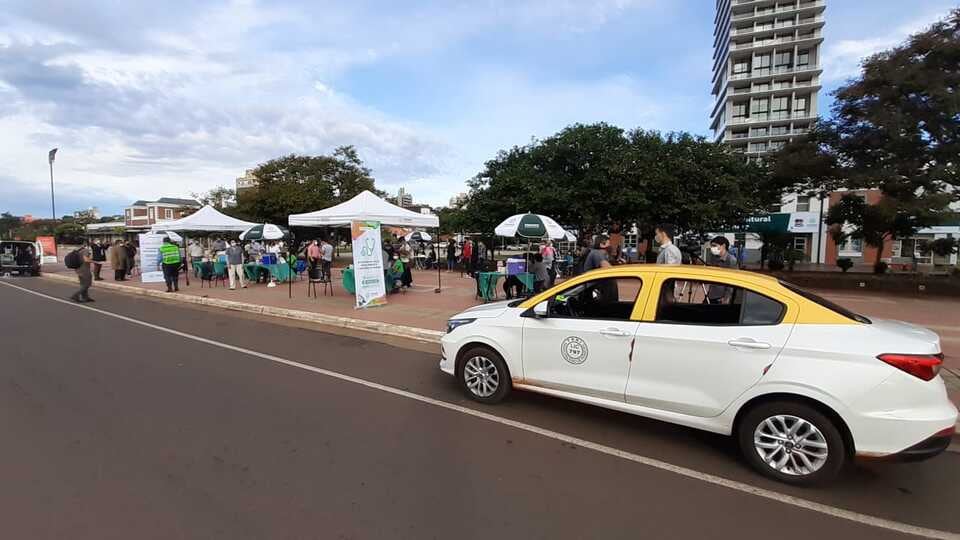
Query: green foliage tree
234,146,378,224
0,212,20,239
777,9,960,269
193,186,236,209
461,123,779,242
53,222,85,244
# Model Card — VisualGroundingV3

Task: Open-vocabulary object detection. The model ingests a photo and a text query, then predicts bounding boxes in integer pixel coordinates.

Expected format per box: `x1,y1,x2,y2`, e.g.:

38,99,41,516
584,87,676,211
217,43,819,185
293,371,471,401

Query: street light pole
48,148,58,220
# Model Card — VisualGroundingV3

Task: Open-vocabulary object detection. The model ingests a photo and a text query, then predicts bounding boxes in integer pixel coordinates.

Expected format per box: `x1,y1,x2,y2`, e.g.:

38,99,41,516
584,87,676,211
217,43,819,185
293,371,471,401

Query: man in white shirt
320,238,334,280
655,223,683,265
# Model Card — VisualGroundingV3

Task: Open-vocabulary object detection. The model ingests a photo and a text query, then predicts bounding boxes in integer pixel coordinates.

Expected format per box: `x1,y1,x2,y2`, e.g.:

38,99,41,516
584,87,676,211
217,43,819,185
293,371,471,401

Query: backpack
64,249,82,269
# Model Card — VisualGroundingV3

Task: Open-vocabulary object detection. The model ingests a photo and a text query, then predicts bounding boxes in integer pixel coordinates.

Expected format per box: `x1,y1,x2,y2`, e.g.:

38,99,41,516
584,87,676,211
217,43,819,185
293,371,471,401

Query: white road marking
2,280,958,540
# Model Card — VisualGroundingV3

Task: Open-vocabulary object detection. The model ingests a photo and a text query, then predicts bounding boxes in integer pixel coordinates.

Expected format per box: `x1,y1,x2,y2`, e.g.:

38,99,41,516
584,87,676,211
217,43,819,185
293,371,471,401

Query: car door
522,276,646,402
626,274,796,417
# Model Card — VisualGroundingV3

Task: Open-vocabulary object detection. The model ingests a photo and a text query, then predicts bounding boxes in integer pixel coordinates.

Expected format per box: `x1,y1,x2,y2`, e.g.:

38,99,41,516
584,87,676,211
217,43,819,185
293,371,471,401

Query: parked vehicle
0,240,42,276
440,265,957,485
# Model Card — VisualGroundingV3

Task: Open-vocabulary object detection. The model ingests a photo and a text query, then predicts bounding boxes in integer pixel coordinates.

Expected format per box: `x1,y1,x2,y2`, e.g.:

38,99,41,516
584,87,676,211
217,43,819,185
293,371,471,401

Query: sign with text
36,236,57,264
350,220,387,309
138,233,165,283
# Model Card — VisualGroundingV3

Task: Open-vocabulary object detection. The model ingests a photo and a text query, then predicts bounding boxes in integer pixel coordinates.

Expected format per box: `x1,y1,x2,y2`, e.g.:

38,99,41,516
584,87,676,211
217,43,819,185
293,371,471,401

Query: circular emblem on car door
561,336,589,365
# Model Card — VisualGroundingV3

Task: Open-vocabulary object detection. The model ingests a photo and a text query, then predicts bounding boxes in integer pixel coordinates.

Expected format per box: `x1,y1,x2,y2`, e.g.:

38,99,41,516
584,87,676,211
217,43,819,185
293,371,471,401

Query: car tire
456,346,511,404
737,401,847,486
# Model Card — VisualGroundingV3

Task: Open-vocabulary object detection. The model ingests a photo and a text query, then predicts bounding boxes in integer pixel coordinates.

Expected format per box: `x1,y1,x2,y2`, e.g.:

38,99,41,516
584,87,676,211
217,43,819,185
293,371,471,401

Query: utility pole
48,148,58,220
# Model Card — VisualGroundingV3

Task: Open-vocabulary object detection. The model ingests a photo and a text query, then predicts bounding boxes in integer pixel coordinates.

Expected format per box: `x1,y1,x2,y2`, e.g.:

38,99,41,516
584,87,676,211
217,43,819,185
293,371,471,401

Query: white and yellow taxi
440,265,958,485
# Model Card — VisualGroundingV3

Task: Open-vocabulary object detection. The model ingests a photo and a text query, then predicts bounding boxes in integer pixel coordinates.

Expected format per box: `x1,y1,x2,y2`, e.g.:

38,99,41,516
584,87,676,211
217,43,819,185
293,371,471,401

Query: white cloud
822,12,943,84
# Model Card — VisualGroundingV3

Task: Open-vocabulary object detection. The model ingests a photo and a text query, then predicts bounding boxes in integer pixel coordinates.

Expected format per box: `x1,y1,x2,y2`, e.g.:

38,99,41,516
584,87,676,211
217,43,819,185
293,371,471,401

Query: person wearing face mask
654,223,682,265
706,236,738,304
225,240,246,290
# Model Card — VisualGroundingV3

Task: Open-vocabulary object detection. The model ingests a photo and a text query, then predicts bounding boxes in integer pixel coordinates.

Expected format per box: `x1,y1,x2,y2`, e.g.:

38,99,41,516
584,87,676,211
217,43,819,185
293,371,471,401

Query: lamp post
48,148,58,220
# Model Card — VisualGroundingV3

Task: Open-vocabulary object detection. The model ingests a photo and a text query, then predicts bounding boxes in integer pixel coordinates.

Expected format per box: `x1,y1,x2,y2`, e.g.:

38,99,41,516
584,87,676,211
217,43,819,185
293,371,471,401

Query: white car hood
455,300,516,319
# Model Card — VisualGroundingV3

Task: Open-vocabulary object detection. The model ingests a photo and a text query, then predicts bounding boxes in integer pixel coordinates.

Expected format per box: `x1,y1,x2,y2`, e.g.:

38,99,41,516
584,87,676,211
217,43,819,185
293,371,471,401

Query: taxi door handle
728,339,771,350
600,328,631,337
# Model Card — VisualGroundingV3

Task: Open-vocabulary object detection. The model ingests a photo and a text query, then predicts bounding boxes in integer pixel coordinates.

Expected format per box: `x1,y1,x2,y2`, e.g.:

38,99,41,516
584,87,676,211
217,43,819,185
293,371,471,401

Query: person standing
540,240,557,287
446,239,456,272
109,240,128,281
225,240,246,290
706,236,738,304
320,237,334,280
70,243,95,303
189,240,204,277
157,237,182,293
307,240,321,273
654,224,683,265
531,253,549,293
124,241,137,277
90,239,107,281
461,238,474,276
583,235,612,272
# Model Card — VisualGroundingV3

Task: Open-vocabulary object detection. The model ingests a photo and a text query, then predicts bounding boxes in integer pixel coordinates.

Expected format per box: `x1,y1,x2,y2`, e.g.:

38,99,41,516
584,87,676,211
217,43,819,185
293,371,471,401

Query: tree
462,123,780,242
234,146,378,224
0,212,20,239
779,9,960,268
53,222,85,244
193,186,236,209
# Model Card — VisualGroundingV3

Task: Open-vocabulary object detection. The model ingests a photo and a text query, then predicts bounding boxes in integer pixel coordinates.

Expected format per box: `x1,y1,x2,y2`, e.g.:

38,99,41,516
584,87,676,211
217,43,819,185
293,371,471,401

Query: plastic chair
294,259,308,280
307,266,333,298
212,261,228,287
199,261,215,288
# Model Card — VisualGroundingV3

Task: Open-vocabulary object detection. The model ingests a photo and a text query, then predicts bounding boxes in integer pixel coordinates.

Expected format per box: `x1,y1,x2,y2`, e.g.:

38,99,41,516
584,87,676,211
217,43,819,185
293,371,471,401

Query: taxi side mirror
533,300,549,318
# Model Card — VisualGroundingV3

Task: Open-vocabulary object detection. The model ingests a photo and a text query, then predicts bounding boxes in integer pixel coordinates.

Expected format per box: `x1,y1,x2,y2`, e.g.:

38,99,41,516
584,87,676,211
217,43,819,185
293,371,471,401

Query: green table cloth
477,272,534,301
244,262,293,283
341,267,356,294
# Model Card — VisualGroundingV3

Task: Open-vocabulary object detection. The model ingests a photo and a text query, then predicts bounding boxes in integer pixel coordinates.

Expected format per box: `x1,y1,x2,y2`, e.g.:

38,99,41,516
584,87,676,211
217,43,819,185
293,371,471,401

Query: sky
0,0,956,217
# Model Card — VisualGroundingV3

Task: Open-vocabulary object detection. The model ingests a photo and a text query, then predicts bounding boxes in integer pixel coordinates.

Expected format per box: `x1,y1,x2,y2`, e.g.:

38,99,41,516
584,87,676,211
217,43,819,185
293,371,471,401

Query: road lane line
2,280,957,540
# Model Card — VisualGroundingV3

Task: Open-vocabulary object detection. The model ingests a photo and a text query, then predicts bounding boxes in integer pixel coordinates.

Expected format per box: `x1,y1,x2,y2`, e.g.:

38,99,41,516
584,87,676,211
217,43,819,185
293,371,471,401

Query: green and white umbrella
239,223,290,241
495,213,571,240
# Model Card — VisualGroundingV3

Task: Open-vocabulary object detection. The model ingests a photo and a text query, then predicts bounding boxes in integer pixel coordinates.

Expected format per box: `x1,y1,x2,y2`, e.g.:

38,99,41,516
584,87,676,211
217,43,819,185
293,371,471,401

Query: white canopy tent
288,190,439,228
150,205,257,233
288,190,442,293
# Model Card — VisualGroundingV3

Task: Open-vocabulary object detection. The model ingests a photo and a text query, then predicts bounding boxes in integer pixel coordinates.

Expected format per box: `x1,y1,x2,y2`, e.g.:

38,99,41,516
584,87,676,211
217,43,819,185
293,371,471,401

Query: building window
796,195,811,212
793,236,808,252
794,97,808,115
771,96,789,119
775,51,792,71
732,102,748,121
797,49,810,67
751,127,768,137
751,97,769,120
770,125,788,135
749,142,768,152
769,141,785,151
733,60,750,75
753,82,770,92
839,237,863,255
753,53,772,75
164,208,173,219
893,238,933,264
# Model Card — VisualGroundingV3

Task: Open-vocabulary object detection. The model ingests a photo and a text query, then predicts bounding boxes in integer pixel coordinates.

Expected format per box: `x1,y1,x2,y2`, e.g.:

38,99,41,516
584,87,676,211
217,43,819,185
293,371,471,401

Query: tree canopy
775,8,960,269
234,146,380,224
453,123,779,241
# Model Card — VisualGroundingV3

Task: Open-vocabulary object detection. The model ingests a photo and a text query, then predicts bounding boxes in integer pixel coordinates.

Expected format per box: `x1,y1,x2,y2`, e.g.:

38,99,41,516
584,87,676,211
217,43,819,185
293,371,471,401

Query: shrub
873,261,889,274
768,259,785,271
836,258,854,272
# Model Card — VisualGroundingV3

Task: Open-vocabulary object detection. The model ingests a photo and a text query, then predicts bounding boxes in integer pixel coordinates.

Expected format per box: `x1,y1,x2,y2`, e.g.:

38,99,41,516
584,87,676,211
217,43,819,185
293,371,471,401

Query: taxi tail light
877,353,943,381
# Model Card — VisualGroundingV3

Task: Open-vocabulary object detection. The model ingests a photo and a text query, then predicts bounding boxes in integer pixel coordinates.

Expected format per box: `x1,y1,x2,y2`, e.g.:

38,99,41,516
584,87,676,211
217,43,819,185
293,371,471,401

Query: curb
41,273,444,344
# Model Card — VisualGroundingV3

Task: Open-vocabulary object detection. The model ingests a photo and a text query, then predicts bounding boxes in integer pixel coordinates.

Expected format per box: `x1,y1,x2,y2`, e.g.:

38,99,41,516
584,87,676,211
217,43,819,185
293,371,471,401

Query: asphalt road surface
1,277,957,540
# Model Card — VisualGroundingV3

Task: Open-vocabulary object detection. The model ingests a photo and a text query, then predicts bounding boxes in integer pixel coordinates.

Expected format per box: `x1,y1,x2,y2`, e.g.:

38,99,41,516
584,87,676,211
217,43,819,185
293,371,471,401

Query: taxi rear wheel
737,401,846,486
457,346,511,404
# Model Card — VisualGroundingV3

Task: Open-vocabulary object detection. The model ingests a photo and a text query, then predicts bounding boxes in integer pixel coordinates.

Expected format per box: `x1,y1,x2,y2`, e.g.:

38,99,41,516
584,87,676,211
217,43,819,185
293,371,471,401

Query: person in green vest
157,237,183,293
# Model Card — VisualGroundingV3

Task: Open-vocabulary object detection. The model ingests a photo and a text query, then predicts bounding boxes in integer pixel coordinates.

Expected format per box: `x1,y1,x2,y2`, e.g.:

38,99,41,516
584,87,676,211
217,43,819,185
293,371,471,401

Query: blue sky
1,0,956,217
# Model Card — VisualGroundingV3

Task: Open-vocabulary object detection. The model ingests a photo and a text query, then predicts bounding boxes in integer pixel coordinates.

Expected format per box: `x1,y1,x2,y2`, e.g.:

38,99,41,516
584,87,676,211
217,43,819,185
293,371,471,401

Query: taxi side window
655,278,784,326
548,277,642,321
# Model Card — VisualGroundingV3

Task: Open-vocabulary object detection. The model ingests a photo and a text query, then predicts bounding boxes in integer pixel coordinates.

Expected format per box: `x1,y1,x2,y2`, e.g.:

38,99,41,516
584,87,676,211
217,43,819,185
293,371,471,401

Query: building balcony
728,128,810,142
728,64,822,84
731,0,825,22
729,112,818,126
730,31,822,51
730,15,824,37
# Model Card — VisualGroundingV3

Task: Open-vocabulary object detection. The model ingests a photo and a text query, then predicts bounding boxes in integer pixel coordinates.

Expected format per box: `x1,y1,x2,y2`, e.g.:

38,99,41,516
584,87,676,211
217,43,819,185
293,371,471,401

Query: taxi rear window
778,280,871,324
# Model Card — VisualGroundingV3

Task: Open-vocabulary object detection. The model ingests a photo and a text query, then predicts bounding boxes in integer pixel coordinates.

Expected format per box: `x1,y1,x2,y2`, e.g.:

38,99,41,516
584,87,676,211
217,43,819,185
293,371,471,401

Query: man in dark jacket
90,239,107,281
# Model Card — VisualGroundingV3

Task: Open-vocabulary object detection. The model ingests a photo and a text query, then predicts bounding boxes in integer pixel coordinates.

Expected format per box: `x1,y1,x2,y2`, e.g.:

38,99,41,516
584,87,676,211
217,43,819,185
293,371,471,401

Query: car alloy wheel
463,355,500,398
753,414,829,476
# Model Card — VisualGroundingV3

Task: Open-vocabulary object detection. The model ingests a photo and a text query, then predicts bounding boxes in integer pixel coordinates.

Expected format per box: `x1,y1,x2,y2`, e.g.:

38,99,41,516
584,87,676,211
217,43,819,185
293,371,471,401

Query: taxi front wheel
457,346,511,404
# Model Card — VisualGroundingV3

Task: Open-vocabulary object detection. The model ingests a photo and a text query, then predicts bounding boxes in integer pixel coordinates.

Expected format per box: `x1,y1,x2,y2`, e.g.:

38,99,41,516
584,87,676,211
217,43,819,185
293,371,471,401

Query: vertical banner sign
138,233,166,283
351,220,387,309
35,236,58,264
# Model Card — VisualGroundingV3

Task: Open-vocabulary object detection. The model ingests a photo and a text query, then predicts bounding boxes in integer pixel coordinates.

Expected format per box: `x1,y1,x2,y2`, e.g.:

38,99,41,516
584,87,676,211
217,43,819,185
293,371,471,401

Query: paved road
1,278,957,540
